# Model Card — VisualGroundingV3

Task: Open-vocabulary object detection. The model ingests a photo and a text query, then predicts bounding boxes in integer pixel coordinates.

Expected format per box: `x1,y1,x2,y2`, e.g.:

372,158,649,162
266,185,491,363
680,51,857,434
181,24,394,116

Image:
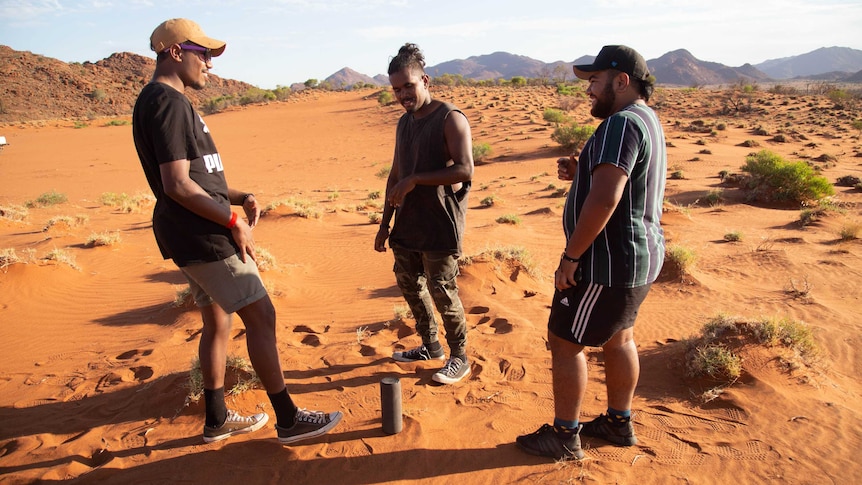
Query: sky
1,0,861,89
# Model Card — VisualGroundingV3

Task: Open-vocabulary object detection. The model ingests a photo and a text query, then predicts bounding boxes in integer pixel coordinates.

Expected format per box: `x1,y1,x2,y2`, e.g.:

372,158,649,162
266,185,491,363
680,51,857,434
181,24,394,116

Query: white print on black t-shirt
198,114,210,134
203,153,224,173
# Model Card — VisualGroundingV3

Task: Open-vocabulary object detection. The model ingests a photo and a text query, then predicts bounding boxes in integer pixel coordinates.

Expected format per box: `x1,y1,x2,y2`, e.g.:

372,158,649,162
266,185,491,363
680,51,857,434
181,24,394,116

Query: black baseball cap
573,45,650,81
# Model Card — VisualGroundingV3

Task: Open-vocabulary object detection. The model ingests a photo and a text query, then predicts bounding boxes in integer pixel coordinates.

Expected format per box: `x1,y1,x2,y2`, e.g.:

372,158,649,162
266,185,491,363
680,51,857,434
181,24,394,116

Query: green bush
543,108,568,125
740,150,834,204
378,90,395,106
239,87,275,106
26,190,67,208
551,122,595,151
473,142,492,163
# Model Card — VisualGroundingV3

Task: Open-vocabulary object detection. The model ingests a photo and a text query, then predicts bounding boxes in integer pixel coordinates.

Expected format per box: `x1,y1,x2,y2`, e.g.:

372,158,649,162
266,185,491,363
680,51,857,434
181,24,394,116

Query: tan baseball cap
150,18,226,57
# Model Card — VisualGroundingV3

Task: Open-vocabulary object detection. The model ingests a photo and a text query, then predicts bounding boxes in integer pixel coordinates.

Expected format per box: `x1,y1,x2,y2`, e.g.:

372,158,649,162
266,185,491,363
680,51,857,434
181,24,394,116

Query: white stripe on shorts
570,282,603,341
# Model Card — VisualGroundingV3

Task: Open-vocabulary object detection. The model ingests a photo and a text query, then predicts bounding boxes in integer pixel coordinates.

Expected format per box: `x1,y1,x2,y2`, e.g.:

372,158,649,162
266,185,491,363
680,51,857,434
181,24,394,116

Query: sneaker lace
225,410,256,424
295,408,327,424
440,357,462,376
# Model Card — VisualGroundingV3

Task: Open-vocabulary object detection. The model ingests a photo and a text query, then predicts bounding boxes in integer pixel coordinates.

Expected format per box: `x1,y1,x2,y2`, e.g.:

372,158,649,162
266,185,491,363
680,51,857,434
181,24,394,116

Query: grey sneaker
203,410,269,443
580,413,637,446
277,408,343,445
392,344,445,362
431,356,471,384
516,424,584,460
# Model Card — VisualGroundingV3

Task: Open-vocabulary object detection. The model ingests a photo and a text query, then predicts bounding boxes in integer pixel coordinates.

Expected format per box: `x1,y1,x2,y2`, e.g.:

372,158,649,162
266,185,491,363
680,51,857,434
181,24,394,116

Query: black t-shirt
389,102,470,254
132,82,237,266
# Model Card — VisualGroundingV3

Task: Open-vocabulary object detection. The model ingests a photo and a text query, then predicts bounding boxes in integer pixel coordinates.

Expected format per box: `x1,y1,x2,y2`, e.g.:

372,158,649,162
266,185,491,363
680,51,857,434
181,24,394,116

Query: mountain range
1,44,860,122
321,46,862,89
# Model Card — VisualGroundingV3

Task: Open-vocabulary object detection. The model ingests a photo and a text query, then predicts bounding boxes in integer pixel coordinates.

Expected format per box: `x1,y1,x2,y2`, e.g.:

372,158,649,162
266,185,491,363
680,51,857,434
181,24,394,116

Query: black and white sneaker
432,356,471,384
276,408,343,445
392,345,445,362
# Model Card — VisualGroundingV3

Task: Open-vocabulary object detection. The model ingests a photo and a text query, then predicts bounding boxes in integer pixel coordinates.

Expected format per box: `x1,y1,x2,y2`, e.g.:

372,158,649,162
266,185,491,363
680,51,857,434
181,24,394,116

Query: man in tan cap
516,45,666,460
132,18,342,444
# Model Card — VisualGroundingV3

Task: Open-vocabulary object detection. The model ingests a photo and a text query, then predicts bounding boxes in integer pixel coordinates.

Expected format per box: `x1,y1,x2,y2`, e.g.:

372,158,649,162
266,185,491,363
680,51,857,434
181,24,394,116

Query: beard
590,80,616,119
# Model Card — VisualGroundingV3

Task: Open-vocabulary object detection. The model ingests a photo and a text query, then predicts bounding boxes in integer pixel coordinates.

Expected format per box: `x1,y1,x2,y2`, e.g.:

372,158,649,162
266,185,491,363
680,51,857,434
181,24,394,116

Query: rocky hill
755,46,862,79
0,45,254,122
647,49,771,86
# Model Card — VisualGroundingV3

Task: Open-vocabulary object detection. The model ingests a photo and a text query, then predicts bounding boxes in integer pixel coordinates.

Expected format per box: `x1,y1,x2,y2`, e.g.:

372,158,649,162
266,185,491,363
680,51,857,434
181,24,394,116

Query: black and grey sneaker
516,424,584,460
203,410,269,443
276,408,343,445
392,344,445,362
580,413,637,446
431,356,471,384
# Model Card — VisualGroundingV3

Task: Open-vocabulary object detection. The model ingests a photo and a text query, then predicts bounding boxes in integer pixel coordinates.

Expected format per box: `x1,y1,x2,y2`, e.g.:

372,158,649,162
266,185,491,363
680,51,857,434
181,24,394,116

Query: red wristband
226,212,238,229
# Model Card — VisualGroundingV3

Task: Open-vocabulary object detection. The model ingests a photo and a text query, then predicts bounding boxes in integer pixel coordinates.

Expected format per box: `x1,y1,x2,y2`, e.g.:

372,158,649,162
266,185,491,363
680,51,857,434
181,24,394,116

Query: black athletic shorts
547,281,651,347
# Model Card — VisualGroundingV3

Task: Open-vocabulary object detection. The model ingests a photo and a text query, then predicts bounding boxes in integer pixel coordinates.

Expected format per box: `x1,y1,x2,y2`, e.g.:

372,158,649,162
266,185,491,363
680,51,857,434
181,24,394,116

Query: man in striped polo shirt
517,45,666,460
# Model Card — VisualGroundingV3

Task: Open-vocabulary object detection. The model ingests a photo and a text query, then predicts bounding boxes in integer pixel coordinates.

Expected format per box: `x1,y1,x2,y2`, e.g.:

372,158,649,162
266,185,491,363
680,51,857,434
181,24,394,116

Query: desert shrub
750,317,817,358
253,247,278,271
103,119,130,127
44,248,79,270
686,343,742,381
26,190,67,208
702,189,723,207
666,244,696,275
740,150,834,204
473,142,492,163
838,221,861,240
1,248,25,270
186,355,260,404
739,139,760,147
378,90,395,106
669,170,685,180
510,76,527,87
100,192,154,213
270,85,291,101
459,244,538,277
43,215,88,231
685,314,818,390
239,87,275,106
723,231,742,242
367,212,382,224
375,166,391,179
86,231,121,247
551,122,595,151
201,94,236,114
798,199,844,226
556,83,579,96
480,194,498,207
543,108,568,125
496,214,521,225
0,204,29,221
91,88,107,101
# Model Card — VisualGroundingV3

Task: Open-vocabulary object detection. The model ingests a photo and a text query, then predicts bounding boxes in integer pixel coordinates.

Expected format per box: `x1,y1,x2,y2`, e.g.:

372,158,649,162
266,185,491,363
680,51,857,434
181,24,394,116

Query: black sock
425,341,442,354
268,388,298,429
204,387,227,428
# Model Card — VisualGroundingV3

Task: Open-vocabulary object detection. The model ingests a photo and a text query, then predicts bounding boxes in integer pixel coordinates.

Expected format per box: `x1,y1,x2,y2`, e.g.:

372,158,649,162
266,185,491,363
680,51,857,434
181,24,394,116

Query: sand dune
1,86,861,483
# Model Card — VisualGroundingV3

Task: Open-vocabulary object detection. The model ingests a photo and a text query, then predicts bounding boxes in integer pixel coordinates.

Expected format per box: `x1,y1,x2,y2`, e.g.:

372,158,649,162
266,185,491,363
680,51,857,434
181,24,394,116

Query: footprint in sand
301,334,321,347
499,358,526,381
490,318,513,334
115,349,153,360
